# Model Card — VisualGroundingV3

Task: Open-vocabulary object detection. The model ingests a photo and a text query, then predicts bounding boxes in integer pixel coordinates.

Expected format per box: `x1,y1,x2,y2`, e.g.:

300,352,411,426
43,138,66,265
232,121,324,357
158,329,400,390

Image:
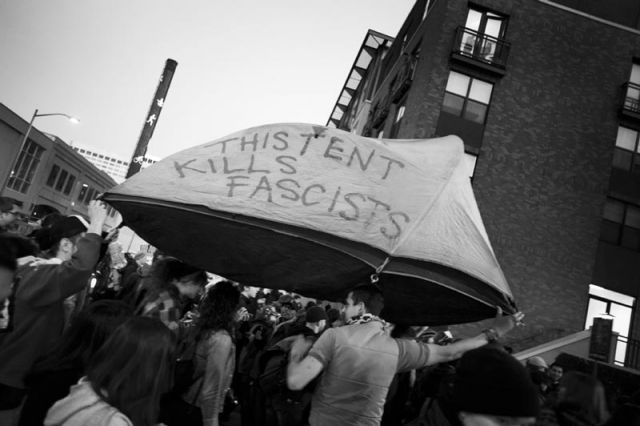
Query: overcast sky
0,0,414,160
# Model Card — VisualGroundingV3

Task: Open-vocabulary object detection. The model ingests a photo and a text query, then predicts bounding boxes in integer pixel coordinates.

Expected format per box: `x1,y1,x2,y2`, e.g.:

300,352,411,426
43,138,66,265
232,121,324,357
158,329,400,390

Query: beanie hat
50,216,89,244
35,216,89,251
526,356,548,370
453,346,540,418
305,306,328,323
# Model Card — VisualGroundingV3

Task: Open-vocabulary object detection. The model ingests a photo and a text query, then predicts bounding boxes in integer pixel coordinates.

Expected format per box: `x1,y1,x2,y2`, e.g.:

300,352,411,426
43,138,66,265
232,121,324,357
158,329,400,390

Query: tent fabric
103,124,515,325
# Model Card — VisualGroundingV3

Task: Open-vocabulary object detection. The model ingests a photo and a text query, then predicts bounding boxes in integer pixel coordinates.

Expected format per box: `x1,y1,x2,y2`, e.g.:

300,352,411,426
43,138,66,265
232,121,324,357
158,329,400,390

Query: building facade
328,0,640,366
71,144,157,184
0,103,119,226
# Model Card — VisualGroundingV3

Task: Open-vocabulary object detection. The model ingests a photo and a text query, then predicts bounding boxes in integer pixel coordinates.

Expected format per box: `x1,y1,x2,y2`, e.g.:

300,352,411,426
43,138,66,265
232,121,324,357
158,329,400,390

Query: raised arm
426,310,523,365
55,200,107,299
396,309,524,372
287,334,324,391
25,201,108,306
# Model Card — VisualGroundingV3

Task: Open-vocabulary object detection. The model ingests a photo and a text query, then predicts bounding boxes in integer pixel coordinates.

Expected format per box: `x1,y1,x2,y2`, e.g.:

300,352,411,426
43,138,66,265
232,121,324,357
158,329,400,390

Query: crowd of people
0,196,639,426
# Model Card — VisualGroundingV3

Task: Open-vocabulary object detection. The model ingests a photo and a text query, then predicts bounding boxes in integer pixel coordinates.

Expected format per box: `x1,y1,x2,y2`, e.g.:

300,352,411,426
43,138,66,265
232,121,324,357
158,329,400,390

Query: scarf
347,313,388,327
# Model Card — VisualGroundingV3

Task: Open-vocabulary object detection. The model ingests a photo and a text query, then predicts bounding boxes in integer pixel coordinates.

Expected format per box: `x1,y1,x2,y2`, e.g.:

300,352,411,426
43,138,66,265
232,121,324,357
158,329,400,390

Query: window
460,7,508,62
463,153,478,178
612,126,640,173
63,175,76,195
7,140,45,194
54,170,68,192
584,284,635,366
624,64,640,112
442,71,493,124
600,198,640,251
78,184,88,201
84,188,96,205
46,165,60,187
465,7,507,39
389,98,407,138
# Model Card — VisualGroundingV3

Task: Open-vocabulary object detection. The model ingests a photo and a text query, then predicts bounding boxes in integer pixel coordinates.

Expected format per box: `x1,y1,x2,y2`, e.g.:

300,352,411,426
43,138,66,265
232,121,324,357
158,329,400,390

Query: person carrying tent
287,283,524,426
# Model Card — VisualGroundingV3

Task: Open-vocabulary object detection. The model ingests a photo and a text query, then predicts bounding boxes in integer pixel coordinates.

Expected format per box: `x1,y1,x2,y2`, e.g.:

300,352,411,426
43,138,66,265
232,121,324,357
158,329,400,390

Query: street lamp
3,108,80,190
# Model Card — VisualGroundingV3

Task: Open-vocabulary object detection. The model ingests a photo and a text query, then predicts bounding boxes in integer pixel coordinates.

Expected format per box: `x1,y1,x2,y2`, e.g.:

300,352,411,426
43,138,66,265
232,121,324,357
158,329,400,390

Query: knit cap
452,346,540,418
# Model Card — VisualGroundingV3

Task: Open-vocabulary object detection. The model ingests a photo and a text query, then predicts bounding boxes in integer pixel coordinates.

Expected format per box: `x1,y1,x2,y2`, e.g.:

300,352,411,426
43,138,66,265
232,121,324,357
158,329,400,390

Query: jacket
0,233,102,389
184,329,235,426
44,379,132,426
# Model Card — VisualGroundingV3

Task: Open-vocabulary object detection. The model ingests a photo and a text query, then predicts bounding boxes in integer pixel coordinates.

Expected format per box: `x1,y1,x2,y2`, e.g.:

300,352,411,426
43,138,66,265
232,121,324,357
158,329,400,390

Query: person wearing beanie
262,306,328,426
526,356,548,373
453,346,539,426
288,283,524,426
0,201,108,425
304,306,328,335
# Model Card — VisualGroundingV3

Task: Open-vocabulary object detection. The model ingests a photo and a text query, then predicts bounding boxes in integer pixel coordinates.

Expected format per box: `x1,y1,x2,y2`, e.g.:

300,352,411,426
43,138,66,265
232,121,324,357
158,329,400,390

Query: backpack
257,343,307,403
172,323,199,395
257,346,289,396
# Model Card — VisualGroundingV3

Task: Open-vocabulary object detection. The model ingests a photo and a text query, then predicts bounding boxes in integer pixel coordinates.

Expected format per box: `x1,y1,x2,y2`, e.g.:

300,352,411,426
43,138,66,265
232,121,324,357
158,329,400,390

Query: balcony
620,82,640,120
617,335,640,370
451,26,511,75
390,54,418,103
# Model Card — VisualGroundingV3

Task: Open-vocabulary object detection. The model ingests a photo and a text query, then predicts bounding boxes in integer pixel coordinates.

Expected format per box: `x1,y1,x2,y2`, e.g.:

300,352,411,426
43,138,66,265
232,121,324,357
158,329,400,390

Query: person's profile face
0,208,19,227
341,292,362,322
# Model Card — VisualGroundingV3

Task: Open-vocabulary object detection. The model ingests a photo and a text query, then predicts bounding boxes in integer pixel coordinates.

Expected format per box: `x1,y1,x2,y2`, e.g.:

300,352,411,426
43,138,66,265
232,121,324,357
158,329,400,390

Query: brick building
328,0,640,366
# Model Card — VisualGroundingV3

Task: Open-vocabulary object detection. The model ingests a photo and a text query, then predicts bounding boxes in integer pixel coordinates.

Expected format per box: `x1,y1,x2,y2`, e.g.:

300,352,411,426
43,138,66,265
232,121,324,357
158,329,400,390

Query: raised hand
492,307,524,338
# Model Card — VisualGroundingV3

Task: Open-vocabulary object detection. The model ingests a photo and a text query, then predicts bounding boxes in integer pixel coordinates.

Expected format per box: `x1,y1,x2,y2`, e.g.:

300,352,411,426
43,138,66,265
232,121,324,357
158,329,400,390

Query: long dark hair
30,300,132,377
87,317,176,426
196,280,240,338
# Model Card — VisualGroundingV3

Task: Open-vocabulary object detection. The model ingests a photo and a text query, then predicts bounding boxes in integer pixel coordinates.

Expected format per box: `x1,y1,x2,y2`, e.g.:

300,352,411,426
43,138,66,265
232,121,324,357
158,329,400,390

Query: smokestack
126,58,178,178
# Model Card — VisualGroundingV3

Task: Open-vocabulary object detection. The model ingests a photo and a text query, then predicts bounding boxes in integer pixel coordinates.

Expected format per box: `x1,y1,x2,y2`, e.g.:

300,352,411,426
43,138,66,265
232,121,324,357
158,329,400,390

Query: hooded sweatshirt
44,379,132,426
0,233,102,389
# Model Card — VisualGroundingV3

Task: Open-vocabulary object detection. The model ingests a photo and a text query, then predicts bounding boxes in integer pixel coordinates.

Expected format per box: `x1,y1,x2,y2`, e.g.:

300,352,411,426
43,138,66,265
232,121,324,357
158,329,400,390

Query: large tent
103,123,515,325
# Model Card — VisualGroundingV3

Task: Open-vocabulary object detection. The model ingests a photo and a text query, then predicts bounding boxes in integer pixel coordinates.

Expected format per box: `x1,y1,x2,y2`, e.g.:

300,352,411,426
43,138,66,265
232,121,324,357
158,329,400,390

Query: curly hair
196,280,240,337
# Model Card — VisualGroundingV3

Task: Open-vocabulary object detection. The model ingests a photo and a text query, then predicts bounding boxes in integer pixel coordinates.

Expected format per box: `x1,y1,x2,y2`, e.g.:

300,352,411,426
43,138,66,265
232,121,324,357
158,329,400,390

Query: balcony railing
621,82,640,115
452,26,511,69
618,335,640,370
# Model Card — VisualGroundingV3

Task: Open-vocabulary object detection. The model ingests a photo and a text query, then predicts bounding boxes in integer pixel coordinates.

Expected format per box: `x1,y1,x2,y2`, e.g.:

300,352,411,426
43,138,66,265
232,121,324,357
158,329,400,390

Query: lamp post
3,108,79,191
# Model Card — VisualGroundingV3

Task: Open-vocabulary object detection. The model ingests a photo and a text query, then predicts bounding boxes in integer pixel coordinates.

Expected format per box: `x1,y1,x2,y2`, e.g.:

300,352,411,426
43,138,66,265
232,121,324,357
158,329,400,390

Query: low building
0,103,119,227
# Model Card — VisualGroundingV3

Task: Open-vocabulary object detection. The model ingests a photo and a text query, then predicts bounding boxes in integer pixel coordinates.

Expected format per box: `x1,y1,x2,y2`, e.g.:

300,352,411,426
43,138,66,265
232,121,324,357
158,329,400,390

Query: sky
0,0,415,161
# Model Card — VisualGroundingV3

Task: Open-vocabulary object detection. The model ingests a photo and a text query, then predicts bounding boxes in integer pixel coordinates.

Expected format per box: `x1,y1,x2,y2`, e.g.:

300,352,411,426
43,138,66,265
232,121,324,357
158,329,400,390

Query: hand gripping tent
103,124,516,325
